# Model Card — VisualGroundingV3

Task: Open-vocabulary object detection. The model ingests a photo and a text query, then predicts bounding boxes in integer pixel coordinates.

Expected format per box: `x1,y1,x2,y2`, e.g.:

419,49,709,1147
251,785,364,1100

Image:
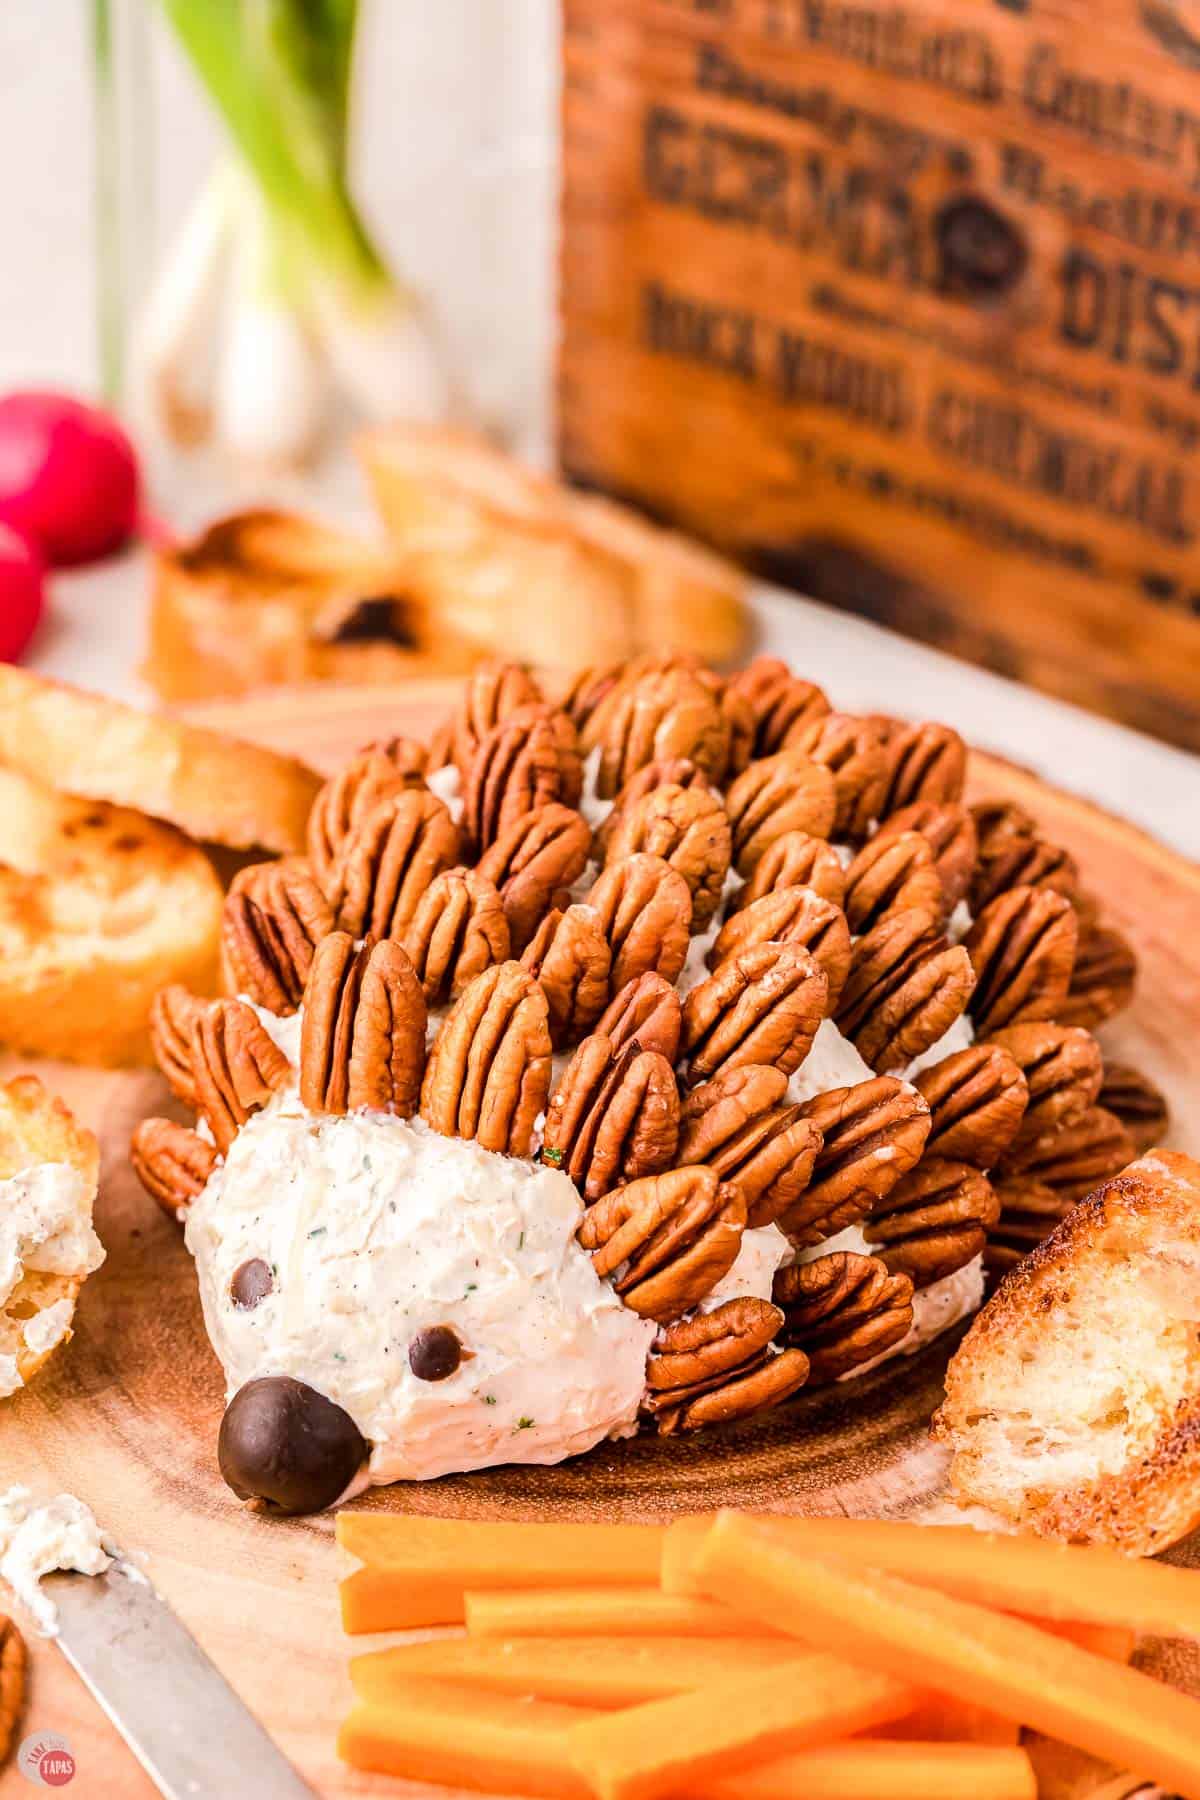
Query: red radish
0,391,139,566
0,524,45,662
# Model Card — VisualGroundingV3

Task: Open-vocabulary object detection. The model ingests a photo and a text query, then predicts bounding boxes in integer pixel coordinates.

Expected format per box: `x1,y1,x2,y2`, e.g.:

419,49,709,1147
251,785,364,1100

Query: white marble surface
30,546,1199,860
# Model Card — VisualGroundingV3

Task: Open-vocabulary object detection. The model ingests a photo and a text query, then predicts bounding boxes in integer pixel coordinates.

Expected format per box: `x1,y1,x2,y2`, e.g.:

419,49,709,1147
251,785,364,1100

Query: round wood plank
4,679,1197,1798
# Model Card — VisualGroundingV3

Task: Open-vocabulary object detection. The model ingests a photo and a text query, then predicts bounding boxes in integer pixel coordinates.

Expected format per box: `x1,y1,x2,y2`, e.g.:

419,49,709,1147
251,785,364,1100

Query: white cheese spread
0,1164,104,1398
786,1017,874,1105
0,1487,113,1635
186,1097,656,1487
701,1223,791,1313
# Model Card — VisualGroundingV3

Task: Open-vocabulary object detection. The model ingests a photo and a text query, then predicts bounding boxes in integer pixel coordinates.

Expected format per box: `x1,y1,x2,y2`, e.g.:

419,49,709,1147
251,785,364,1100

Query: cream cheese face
186,1096,656,1487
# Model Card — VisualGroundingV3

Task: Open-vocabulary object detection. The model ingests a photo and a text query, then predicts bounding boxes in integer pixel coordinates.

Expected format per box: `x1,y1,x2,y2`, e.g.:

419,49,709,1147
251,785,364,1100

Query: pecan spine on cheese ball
863,1157,999,1287
476,803,591,955
645,1298,809,1434
725,750,837,875
985,1175,1071,1286
835,908,976,1073
578,1166,746,1323
784,712,889,841
912,1042,1028,1168
420,960,551,1157
726,829,847,915
964,886,1079,1034
1054,923,1137,1030
783,1076,931,1246
603,784,732,930
595,972,683,1064
301,933,427,1117
774,1252,914,1383
131,1117,218,1221
1098,1059,1169,1154
595,758,713,858
678,1066,822,1229
987,1022,1103,1147
327,787,461,940
587,667,731,798
306,739,427,890
968,833,1078,917
450,660,542,772
462,704,583,852
995,1104,1135,1205
587,853,693,994
192,998,293,1152
842,831,945,935
520,904,612,1049
150,984,206,1106
878,720,967,818
682,942,828,1085
401,867,510,1005
221,862,335,1015
726,656,831,758
871,801,978,914
707,886,852,1013
542,1031,680,1199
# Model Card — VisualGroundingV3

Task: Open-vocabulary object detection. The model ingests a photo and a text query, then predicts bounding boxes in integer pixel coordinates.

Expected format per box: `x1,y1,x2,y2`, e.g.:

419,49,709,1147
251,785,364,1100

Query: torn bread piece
0,1076,103,1400
0,663,320,854
934,1149,1200,1554
0,767,222,1065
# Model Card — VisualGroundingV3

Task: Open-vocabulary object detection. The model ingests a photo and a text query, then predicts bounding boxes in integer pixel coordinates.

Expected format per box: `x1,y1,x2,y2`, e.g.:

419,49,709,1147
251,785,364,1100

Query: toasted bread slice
934,1149,1200,1554
359,423,748,668
0,663,320,853
0,1074,102,1397
0,766,222,1065
144,508,478,702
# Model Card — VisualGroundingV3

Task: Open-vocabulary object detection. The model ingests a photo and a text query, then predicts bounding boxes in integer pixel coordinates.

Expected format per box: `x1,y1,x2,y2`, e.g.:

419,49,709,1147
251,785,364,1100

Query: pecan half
679,1068,822,1228
971,798,1037,857
835,908,976,1073
986,1176,1070,1284
775,1252,914,1382
988,1022,1104,1146
307,741,424,889
595,759,712,858
604,785,731,929
426,717,454,771
590,668,730,798
872,802,978,913
301,934,427,1116
221,864,334,1014
462,703,582,851
913,1043,1028,1167
131,1117,218,1221
420,961,551,1156
560,662,624,735
879,721,967,817
725,750,837,875
683,942,828,1083
646,1300,809,1434
721,686,756,779
587,853,693,993
0,1615,26,1769
150,984,205,1105
727,657,831,757
1098,1060,1169,1154
968,834,1078,916
708,886,852,1012
1055,924,1137,1030
451,660,542,769
192,999,292,1152
477,803,591,954
542,1033,680,1199
521,904,612,1048
864,1157,998,1287
784,1077,931,1246
785,712,889,840
402,867,510,1004
596,973,683,1063
727,830,847,915
578,1166,746,1322
997,1104,1135,1204
964,886,1079,1034
329,788,461,939
842,832,945,935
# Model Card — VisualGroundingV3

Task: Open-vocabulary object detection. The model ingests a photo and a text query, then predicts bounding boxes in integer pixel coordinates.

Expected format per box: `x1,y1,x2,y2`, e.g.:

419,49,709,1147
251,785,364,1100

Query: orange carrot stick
688,1514,1200,1639
337,1513,663,1631
351,1635,816,1710
339,1678,592,1796
695,1512,1200,1800
701,1740,1037,1800
464,1585,778,1639
565,1653,919,1800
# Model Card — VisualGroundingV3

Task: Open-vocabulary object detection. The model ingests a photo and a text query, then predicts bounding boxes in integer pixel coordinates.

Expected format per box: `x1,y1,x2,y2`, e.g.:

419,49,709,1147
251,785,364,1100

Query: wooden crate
559,0,1200,749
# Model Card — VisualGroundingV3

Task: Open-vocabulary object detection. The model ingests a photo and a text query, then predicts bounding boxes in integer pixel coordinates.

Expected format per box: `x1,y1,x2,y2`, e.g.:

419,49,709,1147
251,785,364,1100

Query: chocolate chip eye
230,1258,273,1309
409,1325,463,1381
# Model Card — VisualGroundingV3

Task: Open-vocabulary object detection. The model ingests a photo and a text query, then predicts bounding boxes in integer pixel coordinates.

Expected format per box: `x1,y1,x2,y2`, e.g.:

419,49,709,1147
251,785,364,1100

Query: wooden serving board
3,680,1198,1800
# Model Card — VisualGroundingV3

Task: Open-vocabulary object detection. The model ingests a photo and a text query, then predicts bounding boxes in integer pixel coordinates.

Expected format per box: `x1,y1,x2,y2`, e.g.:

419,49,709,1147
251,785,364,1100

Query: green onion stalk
135,0,451,468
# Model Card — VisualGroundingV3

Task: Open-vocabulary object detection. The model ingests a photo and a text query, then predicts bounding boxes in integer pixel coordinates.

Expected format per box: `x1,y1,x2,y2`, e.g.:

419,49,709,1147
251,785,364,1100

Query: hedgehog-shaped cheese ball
132,655,1149,1514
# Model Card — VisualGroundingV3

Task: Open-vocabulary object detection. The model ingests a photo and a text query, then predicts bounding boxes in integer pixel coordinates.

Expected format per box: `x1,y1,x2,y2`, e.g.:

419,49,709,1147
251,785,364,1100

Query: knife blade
43,1561,316,1800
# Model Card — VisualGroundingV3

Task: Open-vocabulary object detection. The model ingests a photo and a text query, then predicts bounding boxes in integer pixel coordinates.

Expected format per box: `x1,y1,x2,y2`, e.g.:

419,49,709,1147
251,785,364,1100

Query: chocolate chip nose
218,1375,368,1515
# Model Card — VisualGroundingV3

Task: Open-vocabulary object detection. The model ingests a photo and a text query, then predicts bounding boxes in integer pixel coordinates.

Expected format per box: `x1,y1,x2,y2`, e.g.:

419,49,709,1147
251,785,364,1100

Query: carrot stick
700,1514,1200,1639
565,1653,920,1800
660,1513,715,1595
338,1678,592,1797
701,1740,1037,1800
695,1512,1200,1800
464,1585,778,1639
351,1635,816,1710
337,1513,663,1631
869,1695,1020,1748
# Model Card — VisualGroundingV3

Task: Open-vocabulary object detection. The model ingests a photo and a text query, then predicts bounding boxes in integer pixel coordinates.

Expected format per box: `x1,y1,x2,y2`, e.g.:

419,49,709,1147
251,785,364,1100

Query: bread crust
935,1150,1200,1554
0,664,320,853
0,1075,101,1393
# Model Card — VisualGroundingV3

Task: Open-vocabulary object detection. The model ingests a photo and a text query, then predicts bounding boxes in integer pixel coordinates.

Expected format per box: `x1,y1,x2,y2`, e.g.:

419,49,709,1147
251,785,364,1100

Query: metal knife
43,1561,316,1800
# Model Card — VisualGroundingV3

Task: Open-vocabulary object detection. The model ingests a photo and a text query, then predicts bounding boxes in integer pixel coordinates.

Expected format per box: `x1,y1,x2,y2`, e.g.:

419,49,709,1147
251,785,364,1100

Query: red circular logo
37,1750,76,1788
17,1733,76,1788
